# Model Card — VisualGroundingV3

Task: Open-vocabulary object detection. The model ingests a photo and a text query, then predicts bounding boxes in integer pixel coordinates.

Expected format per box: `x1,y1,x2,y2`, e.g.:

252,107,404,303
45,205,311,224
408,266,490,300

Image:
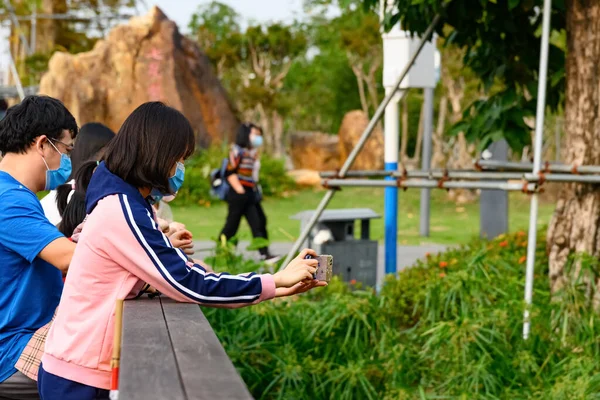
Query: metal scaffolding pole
420,87,434,237
523,0,552,340
321,170,600,183
476,159,600,175
321,178,537,192
523,174,600,184
321,170,526,180
281,14,443,269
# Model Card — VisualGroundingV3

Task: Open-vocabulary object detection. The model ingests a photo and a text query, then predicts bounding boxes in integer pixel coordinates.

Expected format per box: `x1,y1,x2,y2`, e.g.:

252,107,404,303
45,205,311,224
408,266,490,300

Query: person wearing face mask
38,103,324,400
219,123,279,264
0,96,78,399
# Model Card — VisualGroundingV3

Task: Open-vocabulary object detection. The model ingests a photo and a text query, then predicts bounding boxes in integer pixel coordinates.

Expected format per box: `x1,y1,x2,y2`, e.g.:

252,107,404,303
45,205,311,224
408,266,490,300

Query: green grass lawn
171,188,555,245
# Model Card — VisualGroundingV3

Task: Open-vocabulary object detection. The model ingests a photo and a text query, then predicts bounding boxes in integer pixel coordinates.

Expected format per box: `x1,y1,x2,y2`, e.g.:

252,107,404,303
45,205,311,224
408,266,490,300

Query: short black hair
0,95,78,155
235,123,253,148
103,102,195,194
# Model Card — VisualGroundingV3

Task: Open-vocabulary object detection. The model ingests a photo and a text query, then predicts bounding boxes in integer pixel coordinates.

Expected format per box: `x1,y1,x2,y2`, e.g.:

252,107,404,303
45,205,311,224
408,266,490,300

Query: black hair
103,102,195,194
56,123,115,213
0,95,78,155
57,159,99,237
69,123,115,180
236,122,263,149
57,190,86,238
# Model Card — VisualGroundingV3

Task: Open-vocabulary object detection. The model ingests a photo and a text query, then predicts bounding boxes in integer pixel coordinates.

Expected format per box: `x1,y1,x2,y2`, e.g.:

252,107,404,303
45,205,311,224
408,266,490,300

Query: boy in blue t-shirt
0,96,78,399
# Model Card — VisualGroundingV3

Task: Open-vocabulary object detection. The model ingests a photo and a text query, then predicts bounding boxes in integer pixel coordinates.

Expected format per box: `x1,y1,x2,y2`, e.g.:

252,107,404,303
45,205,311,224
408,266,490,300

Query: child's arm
109,196,318,308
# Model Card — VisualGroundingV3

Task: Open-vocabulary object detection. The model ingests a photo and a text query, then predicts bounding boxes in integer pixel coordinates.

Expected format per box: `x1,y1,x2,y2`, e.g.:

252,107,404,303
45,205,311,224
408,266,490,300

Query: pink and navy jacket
42,163,276,389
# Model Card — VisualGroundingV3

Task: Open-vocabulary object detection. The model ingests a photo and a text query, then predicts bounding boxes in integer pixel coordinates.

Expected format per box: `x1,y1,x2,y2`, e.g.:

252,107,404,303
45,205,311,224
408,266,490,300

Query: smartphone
305,254,333,283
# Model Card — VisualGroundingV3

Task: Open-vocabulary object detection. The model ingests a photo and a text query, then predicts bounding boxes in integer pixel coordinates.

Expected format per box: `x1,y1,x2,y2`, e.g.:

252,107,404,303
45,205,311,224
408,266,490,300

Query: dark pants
0,371,40,400
220,190,270,256
38,364,109,400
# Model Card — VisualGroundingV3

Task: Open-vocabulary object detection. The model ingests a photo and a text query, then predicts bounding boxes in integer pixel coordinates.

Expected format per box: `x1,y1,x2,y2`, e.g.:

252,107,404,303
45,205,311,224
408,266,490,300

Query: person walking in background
219,123,279,264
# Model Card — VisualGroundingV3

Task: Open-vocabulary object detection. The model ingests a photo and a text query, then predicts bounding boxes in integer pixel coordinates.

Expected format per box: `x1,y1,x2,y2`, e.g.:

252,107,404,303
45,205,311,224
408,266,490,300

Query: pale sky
145,0,308,33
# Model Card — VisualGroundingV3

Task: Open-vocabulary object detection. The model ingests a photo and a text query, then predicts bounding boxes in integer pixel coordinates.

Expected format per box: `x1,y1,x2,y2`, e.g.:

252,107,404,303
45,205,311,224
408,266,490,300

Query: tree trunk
400,95,409,163
351,64,369,116
547,0,600,295
37,0,67,54
366,58,381,114
271,111,285,158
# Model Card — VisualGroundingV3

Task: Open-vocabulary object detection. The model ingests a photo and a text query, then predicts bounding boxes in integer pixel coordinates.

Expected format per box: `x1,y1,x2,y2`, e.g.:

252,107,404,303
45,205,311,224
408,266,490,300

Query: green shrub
202,231,600,399
174,145,296,206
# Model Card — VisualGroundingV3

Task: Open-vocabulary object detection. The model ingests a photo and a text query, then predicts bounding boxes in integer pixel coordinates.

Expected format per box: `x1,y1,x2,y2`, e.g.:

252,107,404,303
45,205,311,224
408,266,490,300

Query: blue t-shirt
0,172,64,382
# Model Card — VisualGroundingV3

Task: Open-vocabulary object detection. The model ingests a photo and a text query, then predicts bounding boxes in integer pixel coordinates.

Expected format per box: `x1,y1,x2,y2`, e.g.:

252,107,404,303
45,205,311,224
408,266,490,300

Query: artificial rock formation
288,131,341,171
39,6,238,146
337,110,384,171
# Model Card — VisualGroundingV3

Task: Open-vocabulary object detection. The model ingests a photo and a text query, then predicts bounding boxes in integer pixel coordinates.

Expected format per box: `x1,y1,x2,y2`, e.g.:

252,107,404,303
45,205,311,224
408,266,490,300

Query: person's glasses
49,138,74,154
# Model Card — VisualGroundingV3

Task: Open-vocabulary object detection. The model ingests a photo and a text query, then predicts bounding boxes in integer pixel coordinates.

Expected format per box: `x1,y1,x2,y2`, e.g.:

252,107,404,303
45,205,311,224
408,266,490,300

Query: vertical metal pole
523,0,552,340
384,87,400,276
420,87,434,237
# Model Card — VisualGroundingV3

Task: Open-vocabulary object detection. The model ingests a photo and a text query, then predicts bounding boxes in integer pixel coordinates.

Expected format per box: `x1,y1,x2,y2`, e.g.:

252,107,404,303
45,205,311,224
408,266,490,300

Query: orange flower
499,240,509,248
439,261,448,268
517,231,526,237
350,279,357,285
439,273,446,278
519,256,527,264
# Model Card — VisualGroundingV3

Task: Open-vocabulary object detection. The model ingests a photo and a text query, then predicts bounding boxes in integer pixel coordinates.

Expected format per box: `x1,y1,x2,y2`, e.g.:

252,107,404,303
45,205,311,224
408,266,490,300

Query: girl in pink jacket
38,102,323,400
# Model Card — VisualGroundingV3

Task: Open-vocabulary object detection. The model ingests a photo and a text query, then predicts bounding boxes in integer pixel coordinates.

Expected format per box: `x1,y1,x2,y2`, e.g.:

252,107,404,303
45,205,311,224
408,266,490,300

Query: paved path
193,241,447,285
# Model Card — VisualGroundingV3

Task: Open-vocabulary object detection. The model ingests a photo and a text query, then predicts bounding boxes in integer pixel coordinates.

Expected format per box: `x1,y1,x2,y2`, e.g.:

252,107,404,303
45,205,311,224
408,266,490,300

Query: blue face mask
150,162,185,203
250,134,263,148
43,141,72,191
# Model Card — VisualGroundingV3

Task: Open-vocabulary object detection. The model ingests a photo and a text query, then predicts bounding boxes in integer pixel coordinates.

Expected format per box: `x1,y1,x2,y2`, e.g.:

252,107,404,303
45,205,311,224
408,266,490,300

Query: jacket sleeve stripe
119,194,261,303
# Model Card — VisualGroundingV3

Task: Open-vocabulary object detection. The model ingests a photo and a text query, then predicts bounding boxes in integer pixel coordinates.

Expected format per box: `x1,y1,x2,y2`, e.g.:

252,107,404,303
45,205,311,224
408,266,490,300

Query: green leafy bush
203,232,600,399
174,145,297,206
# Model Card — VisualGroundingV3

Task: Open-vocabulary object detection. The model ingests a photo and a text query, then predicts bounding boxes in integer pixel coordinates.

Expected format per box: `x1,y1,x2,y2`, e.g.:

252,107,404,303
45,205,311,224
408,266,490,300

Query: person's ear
34,135,48,156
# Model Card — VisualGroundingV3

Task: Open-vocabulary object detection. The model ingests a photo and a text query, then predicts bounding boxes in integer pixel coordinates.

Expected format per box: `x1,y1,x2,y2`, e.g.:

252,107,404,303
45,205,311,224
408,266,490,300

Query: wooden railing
118,296,253,400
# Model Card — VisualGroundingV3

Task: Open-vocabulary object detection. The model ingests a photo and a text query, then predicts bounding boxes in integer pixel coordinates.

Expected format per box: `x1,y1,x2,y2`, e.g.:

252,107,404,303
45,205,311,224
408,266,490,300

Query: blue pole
384,161,398,275
383,86,400,276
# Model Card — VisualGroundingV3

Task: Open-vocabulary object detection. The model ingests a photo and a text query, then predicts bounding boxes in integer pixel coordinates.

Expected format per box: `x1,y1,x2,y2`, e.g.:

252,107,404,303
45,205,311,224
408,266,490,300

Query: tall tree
189,2,307,156
305,0,383,117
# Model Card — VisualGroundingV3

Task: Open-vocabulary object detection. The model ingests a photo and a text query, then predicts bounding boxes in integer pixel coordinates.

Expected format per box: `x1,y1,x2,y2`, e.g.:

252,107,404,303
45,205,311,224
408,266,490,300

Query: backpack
209,158,230,200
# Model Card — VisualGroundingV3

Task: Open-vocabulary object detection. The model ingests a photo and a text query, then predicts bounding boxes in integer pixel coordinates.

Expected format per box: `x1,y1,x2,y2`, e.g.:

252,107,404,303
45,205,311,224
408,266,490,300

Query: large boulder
39,6,238,147
288,131,340,171
337,110,384,171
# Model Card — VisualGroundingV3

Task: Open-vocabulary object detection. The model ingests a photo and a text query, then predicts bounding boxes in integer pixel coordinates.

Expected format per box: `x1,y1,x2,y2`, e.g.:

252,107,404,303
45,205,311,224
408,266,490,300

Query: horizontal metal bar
322,178,535,192
524,173,600,183
0,13,133,21
476,159,600,174
320,169,524,180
